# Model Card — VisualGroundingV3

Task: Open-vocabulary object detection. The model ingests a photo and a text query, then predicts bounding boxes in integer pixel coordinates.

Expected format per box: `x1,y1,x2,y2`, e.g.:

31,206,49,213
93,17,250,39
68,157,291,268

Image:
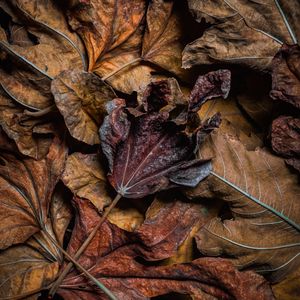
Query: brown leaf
270,44,300,109
0,0,86,110
86,0,189,93
187,124,300,281
0,187,72,299
57,197,274,300
0,137,67,249
62,152,111,212
51,70,116,145
272,267,300,300
100,73,230,198
182,0,299,70
0,88,57,159
66,0,146,71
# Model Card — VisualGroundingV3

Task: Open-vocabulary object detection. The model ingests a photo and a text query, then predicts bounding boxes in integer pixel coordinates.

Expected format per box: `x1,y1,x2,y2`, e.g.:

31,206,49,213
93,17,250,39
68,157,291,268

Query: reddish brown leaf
271,115,300,173
100,72,230,198
270,44,300,109
57,197,274,300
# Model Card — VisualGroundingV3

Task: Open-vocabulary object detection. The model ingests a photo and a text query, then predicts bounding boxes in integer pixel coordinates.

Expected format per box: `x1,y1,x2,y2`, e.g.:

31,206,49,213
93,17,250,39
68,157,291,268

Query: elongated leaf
183,0,300,70
187,124,300,281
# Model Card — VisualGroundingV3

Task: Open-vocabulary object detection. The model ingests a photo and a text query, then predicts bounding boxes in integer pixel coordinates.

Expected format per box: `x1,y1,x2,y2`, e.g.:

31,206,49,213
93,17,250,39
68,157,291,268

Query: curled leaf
51,70,116,145
100,72,230,198
270,44,300,109
62,152,111,212
182,0,300,70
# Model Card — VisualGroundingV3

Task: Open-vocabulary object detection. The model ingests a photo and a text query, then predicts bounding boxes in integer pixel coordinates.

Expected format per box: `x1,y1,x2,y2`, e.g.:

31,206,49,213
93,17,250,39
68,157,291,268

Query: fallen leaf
0,0,86,110
187,124,300,282
270,44,300,109
100,72,230,198
271,115,300,173
0,88,57,159
0,136,67,249
0,186,72,299
66,0,146,71
88,0,189,93
57,197,274,300
62,152,111,212
272,266,300,300
182,0,299,70
51,70,116,145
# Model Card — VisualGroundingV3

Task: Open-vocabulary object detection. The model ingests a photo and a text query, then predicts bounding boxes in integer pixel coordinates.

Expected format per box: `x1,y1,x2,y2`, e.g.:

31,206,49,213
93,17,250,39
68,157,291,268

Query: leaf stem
48,193,122,297
41,229,118,300
102,58,141,81
24,105,56,117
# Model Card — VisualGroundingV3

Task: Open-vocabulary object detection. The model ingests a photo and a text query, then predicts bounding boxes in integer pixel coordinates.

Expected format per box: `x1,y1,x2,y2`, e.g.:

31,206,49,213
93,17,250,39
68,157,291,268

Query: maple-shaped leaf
187,123,300,282
0,136,67,249
57,196,274,300
182,0,300,70
100,71,231,198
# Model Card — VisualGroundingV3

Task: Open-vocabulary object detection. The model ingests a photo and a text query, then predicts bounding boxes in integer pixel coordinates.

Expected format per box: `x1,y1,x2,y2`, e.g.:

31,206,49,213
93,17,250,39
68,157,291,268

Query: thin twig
48,193,122,297
41,230,118,300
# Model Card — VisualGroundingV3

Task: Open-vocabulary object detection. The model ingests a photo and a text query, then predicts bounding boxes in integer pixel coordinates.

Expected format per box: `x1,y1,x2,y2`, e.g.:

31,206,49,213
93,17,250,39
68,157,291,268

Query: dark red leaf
270,44,300,109
100,72,230,198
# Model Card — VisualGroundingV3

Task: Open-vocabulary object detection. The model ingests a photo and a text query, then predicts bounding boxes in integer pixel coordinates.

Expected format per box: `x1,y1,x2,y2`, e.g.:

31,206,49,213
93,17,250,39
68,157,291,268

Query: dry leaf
182,0,299,70
0,186,72,299
78,0,189,93
271,115,300,173
66,0,146,71
100,73,230,198
0,137,67,249
57,197,273,300
51,70,116,145
270,44,300,109
187,124,300,282
62,152,111,212
0,88,57,159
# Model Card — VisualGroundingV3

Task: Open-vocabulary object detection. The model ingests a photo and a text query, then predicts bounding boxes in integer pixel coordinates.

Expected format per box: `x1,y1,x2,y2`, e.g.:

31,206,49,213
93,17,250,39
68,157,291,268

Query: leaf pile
0,1,299,299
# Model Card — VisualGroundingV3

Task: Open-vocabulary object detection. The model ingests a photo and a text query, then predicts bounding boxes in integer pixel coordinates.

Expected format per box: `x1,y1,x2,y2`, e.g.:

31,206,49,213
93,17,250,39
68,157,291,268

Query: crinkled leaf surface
0,137,67,249
187,124,300,281
183,0,300,70
270,44,300,109
0,88,57,159
100,73,231,198
0,0,85,110
57,197,273,300
62,152,111,212
51,70,116,145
